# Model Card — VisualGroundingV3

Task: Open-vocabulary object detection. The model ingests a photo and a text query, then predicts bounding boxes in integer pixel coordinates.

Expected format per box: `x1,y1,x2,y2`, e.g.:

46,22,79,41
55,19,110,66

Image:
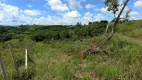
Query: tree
125,9,132,21
100,20,108,23
82,0,131,56
105,0,130,40
76,22,81,26
88,22,93,25
105,0,119,18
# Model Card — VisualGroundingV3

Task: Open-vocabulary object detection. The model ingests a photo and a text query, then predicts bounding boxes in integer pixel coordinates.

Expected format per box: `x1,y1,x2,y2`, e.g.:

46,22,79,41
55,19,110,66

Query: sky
0,0,142,25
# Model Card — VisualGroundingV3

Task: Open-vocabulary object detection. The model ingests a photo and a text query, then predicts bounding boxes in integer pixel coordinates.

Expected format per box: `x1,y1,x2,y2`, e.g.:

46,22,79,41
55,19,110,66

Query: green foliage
95,65,122,79
0,26,7,34
12,64,35,80
118,20,142,39
0,21,107,42
30,22,107,42
105,0,119,17
0,20,142,80
0,34,12,42
125,9,132,20
76,22,82,26
0,25,29,42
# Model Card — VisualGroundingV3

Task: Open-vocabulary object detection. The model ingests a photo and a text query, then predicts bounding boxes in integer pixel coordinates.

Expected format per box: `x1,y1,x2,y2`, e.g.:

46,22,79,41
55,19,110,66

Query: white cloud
101,6,130,17
23,10,41,16
95,8,100,11
130,11,139,16
94,14,105,20
47,0,69,13
64,11,81,19
85,4,95,9
62,11,81,25
0,2,81,25
129,11,139,20
68,0,82,10
1,1,141,26
82,12,93,24
27,4,32,8
101,6,139,20
0,3,22,23
35,15,81,25
1,3,20,16
119,0,124,4
0,13,4,21
101,7,111,14
130,16,139,20
82,12,92,20
134,0,142,8
0,3,43,25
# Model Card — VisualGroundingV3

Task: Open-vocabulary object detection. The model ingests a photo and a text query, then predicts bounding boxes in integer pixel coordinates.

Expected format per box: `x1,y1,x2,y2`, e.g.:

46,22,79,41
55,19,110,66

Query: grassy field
0,20,142,80
32,33,142,80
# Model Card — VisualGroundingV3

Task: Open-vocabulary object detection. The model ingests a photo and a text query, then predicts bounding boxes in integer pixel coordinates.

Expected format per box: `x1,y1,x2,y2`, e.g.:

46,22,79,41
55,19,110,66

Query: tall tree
105,0,130,40
105,0,119,18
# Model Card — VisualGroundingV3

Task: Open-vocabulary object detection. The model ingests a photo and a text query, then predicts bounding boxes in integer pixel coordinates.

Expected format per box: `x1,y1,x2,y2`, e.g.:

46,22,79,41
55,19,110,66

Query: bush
0,34,12,42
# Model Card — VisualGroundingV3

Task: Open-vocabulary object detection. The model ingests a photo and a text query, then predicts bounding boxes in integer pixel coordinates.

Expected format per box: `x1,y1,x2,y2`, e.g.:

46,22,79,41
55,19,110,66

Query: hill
0,20,142,80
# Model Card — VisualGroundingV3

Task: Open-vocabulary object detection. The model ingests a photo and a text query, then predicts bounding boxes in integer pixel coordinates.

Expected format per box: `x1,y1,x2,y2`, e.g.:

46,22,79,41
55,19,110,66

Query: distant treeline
0,20,109,42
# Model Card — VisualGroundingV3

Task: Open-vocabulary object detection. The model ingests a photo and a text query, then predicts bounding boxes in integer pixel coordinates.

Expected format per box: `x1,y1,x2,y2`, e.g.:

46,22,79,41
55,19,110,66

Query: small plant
12,65,36,80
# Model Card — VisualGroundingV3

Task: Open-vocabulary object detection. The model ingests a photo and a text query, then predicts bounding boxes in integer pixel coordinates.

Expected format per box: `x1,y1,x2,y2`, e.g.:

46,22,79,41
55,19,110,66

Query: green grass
0,20,142,80
31,34,142,80
118,20,142,39
0,33,142,80
5,39,19,44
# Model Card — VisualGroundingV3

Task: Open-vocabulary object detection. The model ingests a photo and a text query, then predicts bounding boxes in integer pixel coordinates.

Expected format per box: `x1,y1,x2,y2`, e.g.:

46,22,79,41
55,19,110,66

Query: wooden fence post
8,44,19,75
25,49,28,69
0,49,7,80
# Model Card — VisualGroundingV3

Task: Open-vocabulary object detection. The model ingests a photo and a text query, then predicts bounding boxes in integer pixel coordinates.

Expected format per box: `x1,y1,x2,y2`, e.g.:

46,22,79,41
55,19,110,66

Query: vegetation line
117,34,142,46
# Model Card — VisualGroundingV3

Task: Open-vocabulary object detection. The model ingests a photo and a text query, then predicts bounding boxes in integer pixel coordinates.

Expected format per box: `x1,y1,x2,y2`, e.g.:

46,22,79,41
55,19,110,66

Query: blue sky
0,0,142,25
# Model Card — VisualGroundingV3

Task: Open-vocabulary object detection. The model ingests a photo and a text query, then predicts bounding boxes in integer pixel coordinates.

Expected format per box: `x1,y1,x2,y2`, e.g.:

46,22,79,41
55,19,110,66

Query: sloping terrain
32,33,142,80
0,20,142,80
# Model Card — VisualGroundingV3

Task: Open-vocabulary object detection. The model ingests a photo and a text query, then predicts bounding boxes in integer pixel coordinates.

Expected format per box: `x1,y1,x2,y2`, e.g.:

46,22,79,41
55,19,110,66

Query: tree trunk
105,0,130,40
